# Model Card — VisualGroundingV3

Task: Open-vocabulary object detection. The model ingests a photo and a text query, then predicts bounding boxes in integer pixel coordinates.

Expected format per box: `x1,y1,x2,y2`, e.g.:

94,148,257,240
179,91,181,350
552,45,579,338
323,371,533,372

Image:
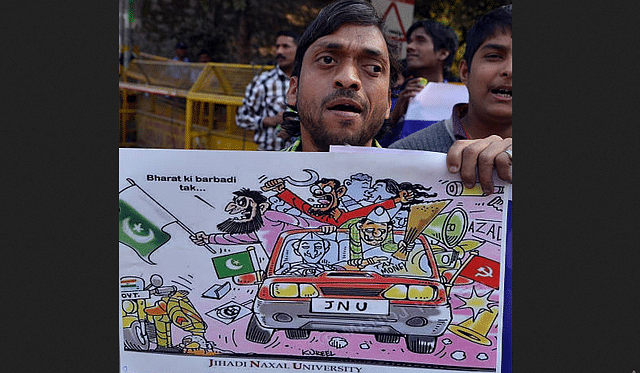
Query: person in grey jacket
389,5,512,195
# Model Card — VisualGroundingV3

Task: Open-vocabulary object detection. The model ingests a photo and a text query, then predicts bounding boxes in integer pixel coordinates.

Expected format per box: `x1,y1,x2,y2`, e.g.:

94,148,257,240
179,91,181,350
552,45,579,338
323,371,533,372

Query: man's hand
320,225,337,234
389,77,427,124
190,231,209,246
277,129,291,140
395,190,415,204
446,135,512,195
262,111,285,128
262,178,286,193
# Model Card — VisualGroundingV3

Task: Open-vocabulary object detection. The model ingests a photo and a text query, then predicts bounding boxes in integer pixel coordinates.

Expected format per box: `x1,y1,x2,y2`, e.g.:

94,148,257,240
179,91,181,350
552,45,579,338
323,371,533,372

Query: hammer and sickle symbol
475,266,493,278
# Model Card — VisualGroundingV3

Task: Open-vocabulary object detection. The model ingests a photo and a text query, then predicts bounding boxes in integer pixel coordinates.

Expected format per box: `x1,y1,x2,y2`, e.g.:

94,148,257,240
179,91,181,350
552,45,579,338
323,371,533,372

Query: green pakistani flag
119,183,176,264
212,251,255,278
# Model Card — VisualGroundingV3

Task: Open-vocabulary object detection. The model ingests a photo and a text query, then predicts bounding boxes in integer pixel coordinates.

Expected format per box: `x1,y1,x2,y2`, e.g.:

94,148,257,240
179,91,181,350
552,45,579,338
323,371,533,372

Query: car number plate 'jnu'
311,298,389,315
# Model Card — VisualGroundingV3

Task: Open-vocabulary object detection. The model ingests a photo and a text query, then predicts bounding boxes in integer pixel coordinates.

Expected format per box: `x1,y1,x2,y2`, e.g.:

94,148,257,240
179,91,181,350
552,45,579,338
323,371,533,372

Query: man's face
460,31,512,125
275,35,297,71
225,195,259,222
364,181,392,203
358,220,390,246
287,24,392,151
198,53,211,63
345,178,371,201
216,194,265,234
296,239,328,263
405,28,442,72
308,180,343,216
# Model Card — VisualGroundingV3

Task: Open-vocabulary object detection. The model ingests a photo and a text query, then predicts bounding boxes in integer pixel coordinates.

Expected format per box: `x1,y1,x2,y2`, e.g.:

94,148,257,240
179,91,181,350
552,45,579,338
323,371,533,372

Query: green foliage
134,0,333,64
131,0,510,72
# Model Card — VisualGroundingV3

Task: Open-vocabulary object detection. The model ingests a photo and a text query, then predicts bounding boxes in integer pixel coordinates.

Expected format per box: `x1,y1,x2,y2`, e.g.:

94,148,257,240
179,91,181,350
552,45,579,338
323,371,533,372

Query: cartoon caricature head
292,232,331,264
364,178,396,203
216,188,270,234
356,206,393,246
308,178,347,216
343,173,372,202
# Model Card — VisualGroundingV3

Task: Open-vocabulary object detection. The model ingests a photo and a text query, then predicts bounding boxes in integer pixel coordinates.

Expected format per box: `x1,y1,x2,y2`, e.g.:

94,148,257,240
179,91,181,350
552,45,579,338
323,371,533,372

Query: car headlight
383,284,407,299
408,285,436,301
383,284,436,300
299,283,319,297
270,283,318,298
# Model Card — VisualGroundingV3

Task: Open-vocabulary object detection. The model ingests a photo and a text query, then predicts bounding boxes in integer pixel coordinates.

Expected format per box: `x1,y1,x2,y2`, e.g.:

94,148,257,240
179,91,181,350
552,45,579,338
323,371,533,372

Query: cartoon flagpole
124,178,217,254
443,251,478,296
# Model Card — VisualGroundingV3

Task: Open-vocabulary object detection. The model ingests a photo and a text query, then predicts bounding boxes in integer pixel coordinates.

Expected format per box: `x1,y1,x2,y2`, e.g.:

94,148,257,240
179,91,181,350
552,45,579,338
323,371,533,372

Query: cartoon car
241,228,452,354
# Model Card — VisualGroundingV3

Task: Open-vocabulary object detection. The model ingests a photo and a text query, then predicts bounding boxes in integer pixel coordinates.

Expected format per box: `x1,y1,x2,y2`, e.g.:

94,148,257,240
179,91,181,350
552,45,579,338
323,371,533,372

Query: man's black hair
216,188,267,234
282,0,399,139
406,20,459,78
463,5,512,71
233,188,267,205
372,178,437,206
276,30,301,45
290,0,399,87
316,178,341,189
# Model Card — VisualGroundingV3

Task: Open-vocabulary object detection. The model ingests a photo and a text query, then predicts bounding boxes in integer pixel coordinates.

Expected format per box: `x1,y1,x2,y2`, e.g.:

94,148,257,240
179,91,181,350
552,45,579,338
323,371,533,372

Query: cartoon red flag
458,255,500,289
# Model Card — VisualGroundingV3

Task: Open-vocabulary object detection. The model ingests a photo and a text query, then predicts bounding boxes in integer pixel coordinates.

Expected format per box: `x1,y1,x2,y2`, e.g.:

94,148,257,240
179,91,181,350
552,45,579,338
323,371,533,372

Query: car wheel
123,320,150,350
374,333,401,343
405,335,437,354
246,314,274,344
285,329,311,339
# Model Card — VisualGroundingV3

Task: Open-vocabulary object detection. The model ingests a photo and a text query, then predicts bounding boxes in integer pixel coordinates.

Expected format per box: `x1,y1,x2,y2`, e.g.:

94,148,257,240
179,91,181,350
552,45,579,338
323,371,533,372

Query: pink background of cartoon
120,149,508,372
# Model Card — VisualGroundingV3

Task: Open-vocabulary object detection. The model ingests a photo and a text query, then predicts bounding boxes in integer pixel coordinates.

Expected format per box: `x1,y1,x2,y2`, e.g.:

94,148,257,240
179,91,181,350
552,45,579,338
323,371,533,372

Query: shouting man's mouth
491,87,512,99
309,194,336,216
327,99,363,115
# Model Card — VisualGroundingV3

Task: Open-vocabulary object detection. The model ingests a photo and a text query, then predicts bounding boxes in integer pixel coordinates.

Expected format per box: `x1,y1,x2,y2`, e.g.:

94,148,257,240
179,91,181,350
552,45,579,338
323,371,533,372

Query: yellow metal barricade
118,57,272,150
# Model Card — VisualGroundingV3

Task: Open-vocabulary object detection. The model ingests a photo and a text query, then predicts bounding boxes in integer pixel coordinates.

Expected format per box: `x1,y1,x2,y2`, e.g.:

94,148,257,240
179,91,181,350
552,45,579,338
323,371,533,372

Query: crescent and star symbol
122,217,155,243
226,259,243,270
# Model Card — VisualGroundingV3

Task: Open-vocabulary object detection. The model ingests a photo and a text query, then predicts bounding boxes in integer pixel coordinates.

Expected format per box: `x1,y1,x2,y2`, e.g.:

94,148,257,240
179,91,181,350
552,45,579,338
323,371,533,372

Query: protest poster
119,148,510,372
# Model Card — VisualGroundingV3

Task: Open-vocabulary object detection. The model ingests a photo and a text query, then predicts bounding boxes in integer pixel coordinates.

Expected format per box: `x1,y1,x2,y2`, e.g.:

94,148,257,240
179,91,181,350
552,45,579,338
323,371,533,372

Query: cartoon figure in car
323,206,409,270
274,231,343,276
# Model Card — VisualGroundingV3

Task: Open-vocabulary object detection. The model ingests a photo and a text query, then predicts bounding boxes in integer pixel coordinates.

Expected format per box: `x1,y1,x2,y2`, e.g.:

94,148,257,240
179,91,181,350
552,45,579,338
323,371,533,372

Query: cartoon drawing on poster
119,148,509,372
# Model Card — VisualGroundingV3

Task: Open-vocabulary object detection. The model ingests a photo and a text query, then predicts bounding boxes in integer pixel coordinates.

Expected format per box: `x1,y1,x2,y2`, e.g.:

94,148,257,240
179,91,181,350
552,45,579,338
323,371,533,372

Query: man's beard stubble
297,89,385,150
217,213,264,234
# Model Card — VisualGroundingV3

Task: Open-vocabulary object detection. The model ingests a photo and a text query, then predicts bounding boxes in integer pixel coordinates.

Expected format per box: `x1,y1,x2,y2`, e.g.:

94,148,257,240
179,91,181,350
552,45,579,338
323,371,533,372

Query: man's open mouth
312,197,332,209
234,210,252,220
491,88,512,98
327,100,363,114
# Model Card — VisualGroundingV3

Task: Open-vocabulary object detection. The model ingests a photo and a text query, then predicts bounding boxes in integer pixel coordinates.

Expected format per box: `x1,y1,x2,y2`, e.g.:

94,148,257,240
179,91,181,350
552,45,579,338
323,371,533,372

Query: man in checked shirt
236,30,299,151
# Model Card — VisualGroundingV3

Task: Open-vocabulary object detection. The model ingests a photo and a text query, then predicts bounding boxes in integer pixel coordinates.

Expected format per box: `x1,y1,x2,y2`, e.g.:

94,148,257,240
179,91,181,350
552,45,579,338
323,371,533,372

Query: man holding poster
390,5,512,183
282,0,511,193
120,1,513,371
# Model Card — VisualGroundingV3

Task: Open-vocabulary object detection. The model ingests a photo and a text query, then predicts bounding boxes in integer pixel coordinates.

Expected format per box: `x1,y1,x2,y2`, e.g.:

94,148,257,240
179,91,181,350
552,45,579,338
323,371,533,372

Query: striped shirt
236,65,292,151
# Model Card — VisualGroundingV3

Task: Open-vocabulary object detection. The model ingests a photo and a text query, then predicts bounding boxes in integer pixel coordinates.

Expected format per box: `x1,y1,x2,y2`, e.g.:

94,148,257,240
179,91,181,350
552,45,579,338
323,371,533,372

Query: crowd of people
236,1,511,184
141,0,512,192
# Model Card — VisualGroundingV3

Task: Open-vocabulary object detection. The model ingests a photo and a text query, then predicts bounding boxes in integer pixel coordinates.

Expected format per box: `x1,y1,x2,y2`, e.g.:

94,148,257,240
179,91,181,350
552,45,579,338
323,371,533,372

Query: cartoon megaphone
421,207,469,248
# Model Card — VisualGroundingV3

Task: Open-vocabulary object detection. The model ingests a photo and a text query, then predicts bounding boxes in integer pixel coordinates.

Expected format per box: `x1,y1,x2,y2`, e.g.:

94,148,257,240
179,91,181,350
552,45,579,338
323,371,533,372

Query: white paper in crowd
404,82,469,121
